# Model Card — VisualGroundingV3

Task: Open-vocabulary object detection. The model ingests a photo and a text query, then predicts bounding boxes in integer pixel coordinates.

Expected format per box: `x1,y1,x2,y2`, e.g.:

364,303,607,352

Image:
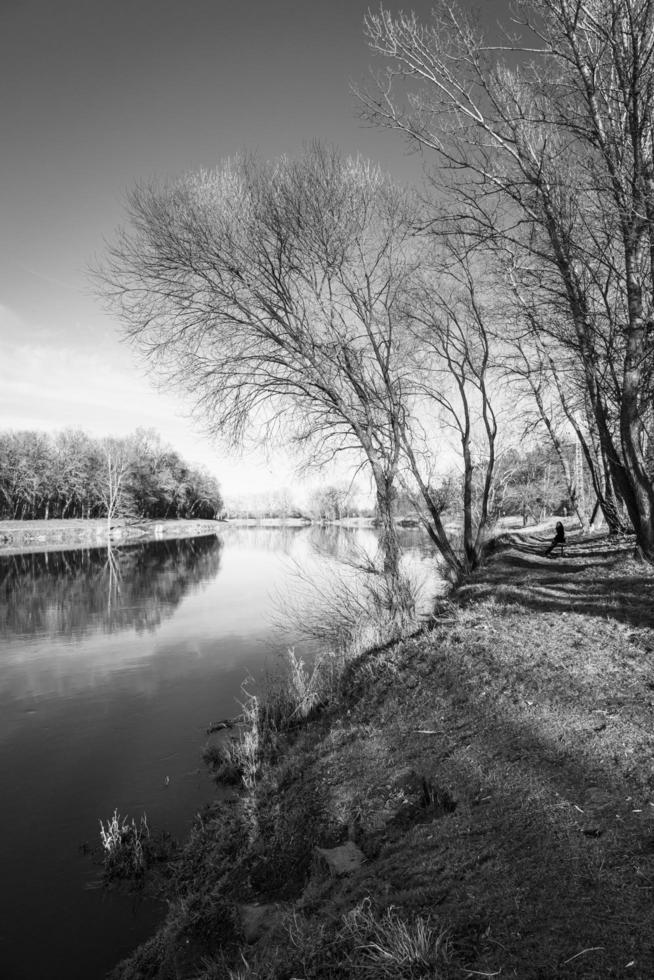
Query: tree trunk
619,313,654,556
401,437,464,578
372,470,400,578
461,436,477,571
370,462,416,624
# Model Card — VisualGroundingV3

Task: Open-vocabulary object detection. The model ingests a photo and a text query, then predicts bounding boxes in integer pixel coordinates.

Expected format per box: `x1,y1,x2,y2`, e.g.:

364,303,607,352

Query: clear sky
0,0,510,497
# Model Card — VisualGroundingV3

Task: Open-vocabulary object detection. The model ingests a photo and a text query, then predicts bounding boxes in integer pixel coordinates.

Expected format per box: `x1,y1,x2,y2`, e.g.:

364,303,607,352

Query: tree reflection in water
216,525,310,556
218,524,383,561
0,536,223,640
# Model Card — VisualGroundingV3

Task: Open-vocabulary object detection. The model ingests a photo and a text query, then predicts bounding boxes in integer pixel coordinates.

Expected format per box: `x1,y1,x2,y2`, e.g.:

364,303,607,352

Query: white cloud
0,306,370,498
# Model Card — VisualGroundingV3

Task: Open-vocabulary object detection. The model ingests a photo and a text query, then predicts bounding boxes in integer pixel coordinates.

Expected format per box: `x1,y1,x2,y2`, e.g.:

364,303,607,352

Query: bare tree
400,233,501,576
97,145,419,588
0,428,222,522
505,282,632,533
361,0,654,559
99,438,132,536
308,484,353,522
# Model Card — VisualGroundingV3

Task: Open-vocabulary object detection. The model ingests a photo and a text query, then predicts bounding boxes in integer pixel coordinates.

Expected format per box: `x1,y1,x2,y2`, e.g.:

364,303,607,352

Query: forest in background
0,424,579,529
225,440,580,526
0,427,223,522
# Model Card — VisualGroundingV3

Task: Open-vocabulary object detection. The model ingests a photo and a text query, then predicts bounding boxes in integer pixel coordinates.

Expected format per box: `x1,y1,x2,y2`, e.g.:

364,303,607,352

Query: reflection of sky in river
0,525,440,704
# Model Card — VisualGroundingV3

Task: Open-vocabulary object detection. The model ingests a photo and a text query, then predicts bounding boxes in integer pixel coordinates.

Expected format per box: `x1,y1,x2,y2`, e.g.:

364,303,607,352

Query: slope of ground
111,529,654,980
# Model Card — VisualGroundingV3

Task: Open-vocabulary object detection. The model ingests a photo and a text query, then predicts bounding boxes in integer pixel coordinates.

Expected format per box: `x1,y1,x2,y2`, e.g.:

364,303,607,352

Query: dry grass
274,541,424,652
205,650,351,792
99,810,150,879
195,900,450,980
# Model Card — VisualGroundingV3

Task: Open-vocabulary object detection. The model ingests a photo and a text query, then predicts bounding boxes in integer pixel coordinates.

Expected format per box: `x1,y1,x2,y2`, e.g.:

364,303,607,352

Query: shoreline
108,527,654,980
0,517,222,556
0,514,528,558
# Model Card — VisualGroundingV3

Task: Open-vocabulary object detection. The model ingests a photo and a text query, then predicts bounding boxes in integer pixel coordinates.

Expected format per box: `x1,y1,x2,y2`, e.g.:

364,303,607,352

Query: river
0,524,437,979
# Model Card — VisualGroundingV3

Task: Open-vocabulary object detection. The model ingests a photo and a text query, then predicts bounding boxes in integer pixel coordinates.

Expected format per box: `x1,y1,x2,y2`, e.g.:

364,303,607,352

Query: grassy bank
0,517,221,554
109,530,654,979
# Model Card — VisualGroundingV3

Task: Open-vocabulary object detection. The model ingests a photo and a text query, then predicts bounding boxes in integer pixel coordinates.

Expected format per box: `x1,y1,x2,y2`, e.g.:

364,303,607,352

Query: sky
0,0,510,499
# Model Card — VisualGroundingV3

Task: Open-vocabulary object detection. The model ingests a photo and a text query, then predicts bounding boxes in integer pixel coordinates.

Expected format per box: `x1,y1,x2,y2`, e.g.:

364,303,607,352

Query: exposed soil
111,529,654,980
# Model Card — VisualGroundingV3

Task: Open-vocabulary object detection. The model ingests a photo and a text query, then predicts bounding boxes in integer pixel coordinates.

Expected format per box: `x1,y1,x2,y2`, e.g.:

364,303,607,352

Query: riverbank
110,529,654,979
0,517,222,554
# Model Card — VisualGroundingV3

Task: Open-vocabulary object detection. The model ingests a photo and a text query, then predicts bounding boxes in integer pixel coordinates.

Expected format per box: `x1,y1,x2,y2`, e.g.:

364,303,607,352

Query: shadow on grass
484,580,654,628
347,624,654,978
462,534,654,630
402,720,651,975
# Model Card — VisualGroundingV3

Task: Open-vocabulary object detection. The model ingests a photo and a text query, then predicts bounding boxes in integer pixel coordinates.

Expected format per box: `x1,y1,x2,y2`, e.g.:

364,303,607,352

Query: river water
0,524,437,979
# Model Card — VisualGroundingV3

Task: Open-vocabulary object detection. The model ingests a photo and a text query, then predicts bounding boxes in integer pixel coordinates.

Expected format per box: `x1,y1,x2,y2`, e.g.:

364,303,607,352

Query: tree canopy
94,2,654,573
0,428,222,522
361,0,654,558
98,144,509,578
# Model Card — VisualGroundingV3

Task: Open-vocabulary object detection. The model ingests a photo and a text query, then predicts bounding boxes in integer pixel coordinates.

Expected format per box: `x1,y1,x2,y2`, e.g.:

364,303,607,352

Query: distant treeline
0,428,223,521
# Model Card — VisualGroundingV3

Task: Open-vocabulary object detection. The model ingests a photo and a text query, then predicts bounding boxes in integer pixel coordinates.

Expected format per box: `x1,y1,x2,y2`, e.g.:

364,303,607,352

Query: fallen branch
563,947,604,964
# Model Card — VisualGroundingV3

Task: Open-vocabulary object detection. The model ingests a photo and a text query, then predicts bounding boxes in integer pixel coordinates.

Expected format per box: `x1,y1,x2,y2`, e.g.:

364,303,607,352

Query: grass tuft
206,648,350,792
99,809,150,880
284,898,451,980
340,898,451,978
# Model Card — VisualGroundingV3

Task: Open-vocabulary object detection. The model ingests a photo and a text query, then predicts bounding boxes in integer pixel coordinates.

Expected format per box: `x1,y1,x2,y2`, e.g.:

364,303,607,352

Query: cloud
0,306,328,495
0,334,210,459
0,332,298,494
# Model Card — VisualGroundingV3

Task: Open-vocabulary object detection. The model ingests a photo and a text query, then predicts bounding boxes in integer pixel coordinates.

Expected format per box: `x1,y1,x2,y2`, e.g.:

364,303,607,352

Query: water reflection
216,524,309,555
218,522,434,562
0,536,223,641
0,525,438,980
